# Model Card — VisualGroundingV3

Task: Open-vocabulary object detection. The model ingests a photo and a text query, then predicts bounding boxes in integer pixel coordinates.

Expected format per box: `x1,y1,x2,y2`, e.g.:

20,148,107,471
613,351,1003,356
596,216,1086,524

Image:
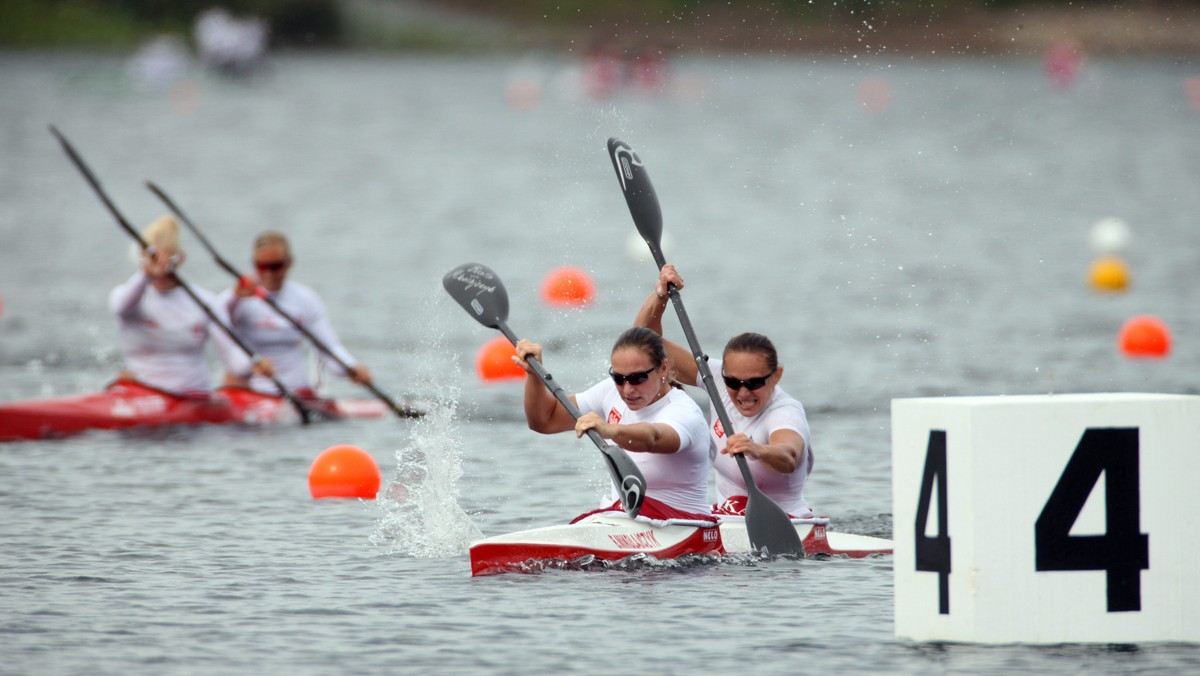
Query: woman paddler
219,230,371,398
514,326,715,524
634,264,816,520
108,215,270,394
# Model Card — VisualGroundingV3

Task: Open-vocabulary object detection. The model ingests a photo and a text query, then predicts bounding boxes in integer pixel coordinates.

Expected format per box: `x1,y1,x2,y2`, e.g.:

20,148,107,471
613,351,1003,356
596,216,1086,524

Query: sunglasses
721,371,773,391
255,260,289,272
609,365,657,386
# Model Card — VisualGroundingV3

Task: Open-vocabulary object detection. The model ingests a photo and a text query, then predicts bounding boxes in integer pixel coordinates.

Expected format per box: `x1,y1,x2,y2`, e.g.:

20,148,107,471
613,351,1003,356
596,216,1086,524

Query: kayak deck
0,379,391,442
469,514,892,576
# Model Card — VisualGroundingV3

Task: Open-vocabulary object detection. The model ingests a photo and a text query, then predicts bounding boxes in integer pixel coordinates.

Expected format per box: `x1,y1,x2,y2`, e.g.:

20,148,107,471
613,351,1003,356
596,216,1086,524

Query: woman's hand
656,263,683,299
721,432,762,460
575,411,612,440
512,338,543,373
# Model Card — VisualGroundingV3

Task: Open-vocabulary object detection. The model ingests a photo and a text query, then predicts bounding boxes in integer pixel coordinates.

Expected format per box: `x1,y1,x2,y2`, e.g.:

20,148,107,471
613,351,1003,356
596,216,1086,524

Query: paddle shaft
49,126,312,423
611,137,803,554
642,251,760,489
147,183,421,419
493,323,619,459
441,262,646,518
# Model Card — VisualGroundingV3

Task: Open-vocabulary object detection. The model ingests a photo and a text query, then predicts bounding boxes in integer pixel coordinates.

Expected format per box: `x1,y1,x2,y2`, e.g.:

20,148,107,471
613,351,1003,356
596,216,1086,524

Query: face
253,244,291,292
721,351,780,417
609,346,667,411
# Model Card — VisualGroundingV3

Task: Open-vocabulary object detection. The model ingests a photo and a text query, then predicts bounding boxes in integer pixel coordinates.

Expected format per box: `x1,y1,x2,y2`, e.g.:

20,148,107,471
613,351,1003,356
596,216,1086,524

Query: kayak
469,513,893,576
0,378,391,442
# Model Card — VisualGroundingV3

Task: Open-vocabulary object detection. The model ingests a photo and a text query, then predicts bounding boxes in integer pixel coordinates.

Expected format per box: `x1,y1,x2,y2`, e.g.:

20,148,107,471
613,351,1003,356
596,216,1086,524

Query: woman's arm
575,412,682,454
721,428,805,474
632,264,698,386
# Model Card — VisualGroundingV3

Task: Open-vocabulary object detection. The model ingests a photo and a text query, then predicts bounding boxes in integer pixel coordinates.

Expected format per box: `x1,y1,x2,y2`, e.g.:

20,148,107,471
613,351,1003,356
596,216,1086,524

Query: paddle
48,125,314,424
607,137,805,556
145,182,424,419
442,262,646,518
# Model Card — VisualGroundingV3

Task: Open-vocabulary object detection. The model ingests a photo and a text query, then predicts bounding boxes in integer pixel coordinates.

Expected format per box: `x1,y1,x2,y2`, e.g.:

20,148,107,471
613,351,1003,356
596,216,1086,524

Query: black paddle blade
607,138,665,263
599,446,646,518
743,473,806,557
442,263,508,329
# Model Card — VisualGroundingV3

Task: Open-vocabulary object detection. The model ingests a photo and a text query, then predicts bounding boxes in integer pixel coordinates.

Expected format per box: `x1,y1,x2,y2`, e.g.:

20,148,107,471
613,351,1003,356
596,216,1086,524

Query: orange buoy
540,266,595,307
1088,255,1129,293
476,336,525,382
308,444,381,499
1118,315,1171,359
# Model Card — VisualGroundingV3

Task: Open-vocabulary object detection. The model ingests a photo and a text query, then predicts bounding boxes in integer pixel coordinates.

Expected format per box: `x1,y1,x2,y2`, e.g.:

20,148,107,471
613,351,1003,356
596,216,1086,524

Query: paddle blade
443,263,509,329
599,445,646,518
607,138,665,261
743,470,806,557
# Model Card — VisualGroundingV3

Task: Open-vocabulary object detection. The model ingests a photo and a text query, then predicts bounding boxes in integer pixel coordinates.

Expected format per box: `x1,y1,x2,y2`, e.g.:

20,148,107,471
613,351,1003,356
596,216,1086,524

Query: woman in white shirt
515,326,713,520
633,264,815,519
109,215,262,394
220,230,370,397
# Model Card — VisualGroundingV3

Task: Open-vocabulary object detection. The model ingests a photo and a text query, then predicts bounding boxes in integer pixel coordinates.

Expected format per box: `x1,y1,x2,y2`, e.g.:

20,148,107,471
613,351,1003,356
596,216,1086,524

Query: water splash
370,392,483,557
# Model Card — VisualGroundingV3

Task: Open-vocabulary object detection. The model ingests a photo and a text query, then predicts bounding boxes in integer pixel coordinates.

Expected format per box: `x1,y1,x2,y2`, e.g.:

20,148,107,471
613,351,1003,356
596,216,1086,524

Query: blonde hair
253,230,291,259
142,215,182,254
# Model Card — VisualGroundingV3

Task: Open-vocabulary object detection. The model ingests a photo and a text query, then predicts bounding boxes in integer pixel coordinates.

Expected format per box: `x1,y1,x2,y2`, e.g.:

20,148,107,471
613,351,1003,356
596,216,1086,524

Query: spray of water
371,390,484,557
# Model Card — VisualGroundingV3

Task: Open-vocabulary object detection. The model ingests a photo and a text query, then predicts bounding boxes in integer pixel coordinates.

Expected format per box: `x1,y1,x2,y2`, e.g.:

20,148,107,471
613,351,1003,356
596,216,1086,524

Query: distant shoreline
390,1,1200,57
4,0,1200,56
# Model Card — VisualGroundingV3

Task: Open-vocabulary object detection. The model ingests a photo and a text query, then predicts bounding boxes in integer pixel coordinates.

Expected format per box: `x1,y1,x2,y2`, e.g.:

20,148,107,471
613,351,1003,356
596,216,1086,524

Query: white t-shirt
219,281,356,393
109,272,252,394
575,379,712,515
708,357,815,518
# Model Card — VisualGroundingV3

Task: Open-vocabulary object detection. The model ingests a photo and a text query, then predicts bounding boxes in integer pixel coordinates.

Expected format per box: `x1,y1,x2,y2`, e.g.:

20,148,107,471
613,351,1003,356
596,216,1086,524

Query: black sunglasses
721,371,772,391
609,365,657,386
255,260,289,272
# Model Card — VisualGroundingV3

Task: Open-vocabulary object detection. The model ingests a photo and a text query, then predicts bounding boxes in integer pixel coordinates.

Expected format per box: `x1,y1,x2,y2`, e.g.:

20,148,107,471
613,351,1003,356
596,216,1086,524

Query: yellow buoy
1088,255,1129,293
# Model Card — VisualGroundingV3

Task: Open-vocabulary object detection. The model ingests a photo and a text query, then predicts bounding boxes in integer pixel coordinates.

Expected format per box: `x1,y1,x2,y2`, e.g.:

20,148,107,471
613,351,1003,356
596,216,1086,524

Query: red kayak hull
0,379,388,442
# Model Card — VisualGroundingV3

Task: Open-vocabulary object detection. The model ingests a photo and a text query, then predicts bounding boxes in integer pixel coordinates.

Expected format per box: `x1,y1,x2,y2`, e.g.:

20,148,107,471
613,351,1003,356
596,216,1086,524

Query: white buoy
893,393,1200,643
1088,216,1132,254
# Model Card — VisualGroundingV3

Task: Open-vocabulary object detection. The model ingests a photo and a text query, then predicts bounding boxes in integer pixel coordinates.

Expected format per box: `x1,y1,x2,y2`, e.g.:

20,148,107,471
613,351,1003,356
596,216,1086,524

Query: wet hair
612,326,666,367
723,332,779,372
612,326,683,390
142,215,182,253
253,230,291,259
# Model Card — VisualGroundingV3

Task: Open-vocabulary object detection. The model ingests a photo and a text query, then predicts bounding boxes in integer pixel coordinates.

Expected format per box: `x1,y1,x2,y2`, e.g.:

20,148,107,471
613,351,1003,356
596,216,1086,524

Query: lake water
2,49,1199,673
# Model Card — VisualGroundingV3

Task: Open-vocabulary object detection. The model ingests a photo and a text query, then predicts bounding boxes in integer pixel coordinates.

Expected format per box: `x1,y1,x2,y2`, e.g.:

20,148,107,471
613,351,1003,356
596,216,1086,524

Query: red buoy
1118,315,1171,359
308,445,381,499
540,266,596,307
476,336,525,382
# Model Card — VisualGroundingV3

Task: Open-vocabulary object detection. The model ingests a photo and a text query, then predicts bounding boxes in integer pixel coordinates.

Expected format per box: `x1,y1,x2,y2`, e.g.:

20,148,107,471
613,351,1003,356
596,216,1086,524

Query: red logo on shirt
713,418,725,439
607,408,622,424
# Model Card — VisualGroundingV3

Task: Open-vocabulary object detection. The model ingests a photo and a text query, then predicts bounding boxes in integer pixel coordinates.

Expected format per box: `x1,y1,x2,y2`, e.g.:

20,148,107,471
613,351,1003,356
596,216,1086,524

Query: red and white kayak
469,513,893,576
0,378,391,442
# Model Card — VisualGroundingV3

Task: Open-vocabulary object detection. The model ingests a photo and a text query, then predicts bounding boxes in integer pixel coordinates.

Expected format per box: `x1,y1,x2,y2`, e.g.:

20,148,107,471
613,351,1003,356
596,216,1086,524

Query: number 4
915,430,950,615
1035,428,1150,612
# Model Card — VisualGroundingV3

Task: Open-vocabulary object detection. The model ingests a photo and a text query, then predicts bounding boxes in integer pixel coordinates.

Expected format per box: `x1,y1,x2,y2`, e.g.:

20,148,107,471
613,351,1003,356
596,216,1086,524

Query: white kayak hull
469,514,892,576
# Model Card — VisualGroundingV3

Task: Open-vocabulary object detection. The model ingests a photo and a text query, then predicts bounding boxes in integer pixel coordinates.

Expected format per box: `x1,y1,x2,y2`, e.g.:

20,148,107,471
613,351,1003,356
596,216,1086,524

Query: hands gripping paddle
442,263,646,518
49,125,314,425
146,181,424,419
607,137,805,556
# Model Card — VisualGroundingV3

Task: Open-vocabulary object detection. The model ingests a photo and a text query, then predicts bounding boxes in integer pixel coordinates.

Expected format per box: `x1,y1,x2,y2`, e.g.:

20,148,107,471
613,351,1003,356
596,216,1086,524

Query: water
2,49,1199,673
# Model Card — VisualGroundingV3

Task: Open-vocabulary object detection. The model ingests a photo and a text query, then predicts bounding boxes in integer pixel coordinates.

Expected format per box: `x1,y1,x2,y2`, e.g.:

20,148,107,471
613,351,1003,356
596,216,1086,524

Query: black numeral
915,430,951,614
1035,428,1149,612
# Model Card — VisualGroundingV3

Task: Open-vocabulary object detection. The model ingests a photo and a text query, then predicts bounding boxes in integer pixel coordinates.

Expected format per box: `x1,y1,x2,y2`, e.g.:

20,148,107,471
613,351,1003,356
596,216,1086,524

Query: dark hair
612,327,685,390
612,326,666,367
723,332,778,372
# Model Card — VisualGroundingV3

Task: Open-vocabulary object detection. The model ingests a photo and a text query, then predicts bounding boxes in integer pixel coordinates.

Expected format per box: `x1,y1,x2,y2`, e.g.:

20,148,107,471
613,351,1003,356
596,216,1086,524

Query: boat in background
0,379,391,442
469,513,893,576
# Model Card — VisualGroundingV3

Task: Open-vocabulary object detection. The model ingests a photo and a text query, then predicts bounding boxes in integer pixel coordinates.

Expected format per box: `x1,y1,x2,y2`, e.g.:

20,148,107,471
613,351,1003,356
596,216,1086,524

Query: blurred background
3,0,1199,56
